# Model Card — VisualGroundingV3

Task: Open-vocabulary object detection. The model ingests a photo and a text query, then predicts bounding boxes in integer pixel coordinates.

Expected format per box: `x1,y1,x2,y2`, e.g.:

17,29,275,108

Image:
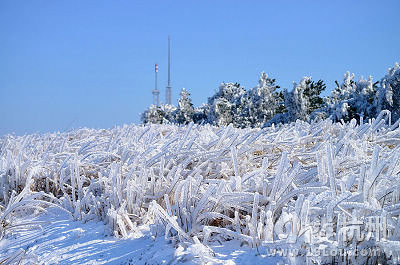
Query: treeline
141,62,400,127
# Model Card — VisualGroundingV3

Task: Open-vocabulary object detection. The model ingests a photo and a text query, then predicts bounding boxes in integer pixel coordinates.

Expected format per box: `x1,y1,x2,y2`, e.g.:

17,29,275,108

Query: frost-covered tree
212,98,233,126
354,76,377,118
174,88,195,124
141,89,194,125
282,77,326,123
205,73,281,128
141,104,177,124
141,105,165,124
303,79,326,114
376,62,400,122
162,104,177,123
234,92,252,128
207,82,245,126
239,72,281,127
276,91,286,114
284,77,312,122
193,104,208,124
327,72,377,122
327,72,356,121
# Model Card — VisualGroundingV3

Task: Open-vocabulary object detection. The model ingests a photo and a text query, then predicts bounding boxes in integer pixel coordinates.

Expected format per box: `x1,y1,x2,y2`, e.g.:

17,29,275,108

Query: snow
0,207,172,264
0,207,283,264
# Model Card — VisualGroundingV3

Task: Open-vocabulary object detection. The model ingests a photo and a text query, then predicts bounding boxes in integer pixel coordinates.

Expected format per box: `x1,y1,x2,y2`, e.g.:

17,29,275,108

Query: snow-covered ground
1,111,400,264
0,207,283,264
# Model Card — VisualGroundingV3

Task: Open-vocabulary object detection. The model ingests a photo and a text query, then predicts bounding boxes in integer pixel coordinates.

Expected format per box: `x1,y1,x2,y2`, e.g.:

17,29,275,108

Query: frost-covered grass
1,110,400,264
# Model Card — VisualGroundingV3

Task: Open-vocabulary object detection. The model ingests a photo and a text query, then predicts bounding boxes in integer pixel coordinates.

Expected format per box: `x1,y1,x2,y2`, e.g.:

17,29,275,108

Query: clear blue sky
1,0,399,135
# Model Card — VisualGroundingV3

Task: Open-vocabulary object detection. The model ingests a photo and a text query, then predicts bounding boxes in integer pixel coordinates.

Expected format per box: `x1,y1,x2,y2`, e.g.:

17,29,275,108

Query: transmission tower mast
152,63,160,106
165,36,172,105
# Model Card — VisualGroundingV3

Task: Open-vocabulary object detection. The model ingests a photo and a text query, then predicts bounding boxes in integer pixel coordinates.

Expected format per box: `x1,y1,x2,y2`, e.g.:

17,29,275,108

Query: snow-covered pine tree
207,82,245,126
242,72,281,127
162,104,177,123
354,75,377,119
193,104,208,124
327,72,377,122
303,79,326,113
264,90,288,127
276,91,286,114
234,92,252,128
376,62,400,122
285,77,312,122
174,88,195,124
141,105,165,124
327,71,356,121
213,97,233,126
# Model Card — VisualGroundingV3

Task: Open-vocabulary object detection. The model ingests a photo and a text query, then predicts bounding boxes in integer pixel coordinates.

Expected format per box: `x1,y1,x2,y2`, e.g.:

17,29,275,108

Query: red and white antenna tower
152,63,160,106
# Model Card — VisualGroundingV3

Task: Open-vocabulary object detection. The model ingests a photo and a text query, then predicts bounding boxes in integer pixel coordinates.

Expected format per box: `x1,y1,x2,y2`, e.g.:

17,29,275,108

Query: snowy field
1,111,400,264
0,207,283,264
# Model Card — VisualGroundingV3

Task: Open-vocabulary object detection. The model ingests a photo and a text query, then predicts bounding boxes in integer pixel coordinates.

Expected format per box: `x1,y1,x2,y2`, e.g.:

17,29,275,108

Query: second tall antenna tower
165,36,172,105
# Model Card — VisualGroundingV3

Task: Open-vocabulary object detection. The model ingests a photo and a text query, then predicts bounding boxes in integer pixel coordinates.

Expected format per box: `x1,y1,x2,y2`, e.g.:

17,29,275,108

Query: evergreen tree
193,104,208,124
207,82,245,126
175,88,195,124
303,79,326,114
354,76,377,119
242,72,281,127
283,77,326,123
276,91,287,114
234,91,252,128
327,72,377,122
377,62,400,122
141,105,165,124
162,104,177,123
285,77,312,122
327,72,356,121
